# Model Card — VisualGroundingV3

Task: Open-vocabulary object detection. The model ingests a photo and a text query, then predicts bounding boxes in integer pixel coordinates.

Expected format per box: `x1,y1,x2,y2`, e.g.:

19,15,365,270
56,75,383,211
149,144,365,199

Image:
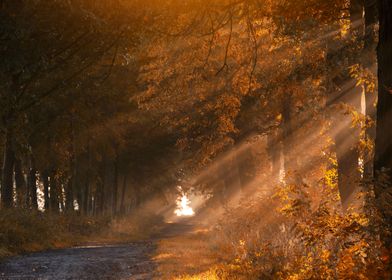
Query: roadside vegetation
0,209,164,259
156,177,391,279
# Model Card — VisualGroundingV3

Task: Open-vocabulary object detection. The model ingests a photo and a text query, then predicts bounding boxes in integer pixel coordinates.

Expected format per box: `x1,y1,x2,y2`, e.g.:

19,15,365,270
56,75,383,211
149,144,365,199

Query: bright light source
174,194,194,217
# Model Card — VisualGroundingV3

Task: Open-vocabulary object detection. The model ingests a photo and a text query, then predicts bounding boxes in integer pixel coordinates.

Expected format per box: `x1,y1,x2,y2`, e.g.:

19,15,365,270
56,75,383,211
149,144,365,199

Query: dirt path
0,223,194,280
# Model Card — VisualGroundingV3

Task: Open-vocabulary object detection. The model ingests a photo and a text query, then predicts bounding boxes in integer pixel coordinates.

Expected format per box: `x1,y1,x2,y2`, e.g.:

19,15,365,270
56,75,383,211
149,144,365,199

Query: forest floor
0,221,213,280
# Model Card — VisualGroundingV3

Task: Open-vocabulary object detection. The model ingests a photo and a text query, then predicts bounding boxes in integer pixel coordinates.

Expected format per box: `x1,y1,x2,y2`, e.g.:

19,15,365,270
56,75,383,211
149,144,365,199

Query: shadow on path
0,222,194,280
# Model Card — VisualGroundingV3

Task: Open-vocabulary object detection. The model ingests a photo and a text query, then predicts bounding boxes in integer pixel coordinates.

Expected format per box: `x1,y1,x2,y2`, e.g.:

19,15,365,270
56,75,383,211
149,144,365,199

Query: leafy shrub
203,174,392,279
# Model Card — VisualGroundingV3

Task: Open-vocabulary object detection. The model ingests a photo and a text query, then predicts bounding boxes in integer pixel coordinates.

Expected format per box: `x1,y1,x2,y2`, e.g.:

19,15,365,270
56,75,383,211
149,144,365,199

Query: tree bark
27,156,38,210
14,158,26,207
350,0,364,30
82,180,89,215
65,179,74,212
112,151,119,216
267,129,281,184
83,142,92,215
68,118,77,213
281,92,293,174
96,178,104,215
1,128,15,208
281,92,303,185
95,159,106,215
50,171,59,213
374,0,392,247
42,170,50,211
326,1,363,209
364,0,378,53
363,0,378,179
120,174,127,215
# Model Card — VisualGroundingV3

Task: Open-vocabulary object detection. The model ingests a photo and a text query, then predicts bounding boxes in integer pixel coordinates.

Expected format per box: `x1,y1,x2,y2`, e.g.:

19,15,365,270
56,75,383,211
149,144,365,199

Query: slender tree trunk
1,128,15,208
74,157,82,214
42,170,50,211
374,0,392,247
83,180,89,215
66,143,75,213
50,171,59,213
75,176,82,213
67,118,77,213
281,92,293,174
83,142,92,215
95,159,106,215
120,174,127,215
27,156,38,210
59,181,65,212
65,179,74,212
97,178,104,215
25,171,31,208
102,157,109,214
267,129,281,184
112,152,119,216
14,158,26,207
90,195,95,216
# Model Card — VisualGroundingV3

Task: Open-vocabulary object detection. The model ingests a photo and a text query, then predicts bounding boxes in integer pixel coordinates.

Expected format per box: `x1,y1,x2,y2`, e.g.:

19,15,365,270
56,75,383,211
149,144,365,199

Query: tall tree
374,0,392,247
362,0,378,179
1,129,15,208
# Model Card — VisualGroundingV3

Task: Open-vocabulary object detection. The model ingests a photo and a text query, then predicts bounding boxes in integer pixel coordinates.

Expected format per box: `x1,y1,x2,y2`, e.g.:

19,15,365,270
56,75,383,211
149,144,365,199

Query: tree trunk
50,171,59,213
364,0,378,53
1,129,15,208
333,93,362,209
325,1,363,209
95,159,106,216
222,155,242,207
112,149,119,216
83,143,92,215
363,0,378,179
0,167,2,195
42,170,50,211
82,180,89,215
67,118,77,213
267,129,281,184
350,0,364,29
281,92,293,174
120,174,127,215
14,158,26,207
374,0,392,247
281,92,303,185
27,156,38,210
90,195,94,216
96,178,104,215
75,175,82,213
65,179,74,212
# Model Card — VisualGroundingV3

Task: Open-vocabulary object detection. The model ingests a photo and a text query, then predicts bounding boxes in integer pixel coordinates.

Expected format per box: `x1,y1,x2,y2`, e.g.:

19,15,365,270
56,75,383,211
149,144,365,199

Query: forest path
0,222,195,280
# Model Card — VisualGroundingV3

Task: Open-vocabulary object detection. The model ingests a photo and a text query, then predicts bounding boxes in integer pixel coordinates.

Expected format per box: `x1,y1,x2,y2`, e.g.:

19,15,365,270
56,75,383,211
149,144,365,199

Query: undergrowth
200,174,392,279
162,172,392,280
0,209,164,259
